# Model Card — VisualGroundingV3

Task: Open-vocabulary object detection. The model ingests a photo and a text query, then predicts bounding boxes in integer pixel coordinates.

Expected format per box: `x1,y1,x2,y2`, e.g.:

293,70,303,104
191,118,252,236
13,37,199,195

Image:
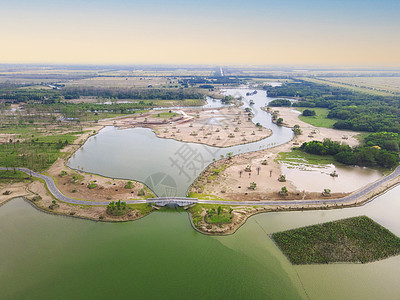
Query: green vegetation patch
124,181,133,189
188,204,233,228
300,138,398,169
0,132,80,171
266,79,400,133
272,216,400,265
276,149,335,166
296,108,337,128
0,170,31,183
87,182,97,189
106,200,128,216
187,192,229,201
127,203,154,215
364,132,400,152
208,163,228,180
153,111,178,119
205,211,233,224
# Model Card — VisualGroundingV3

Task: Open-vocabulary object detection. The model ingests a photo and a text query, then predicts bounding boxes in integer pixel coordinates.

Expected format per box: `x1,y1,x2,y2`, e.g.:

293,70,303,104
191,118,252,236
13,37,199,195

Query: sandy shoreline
188,106,363,201
100,105,272,148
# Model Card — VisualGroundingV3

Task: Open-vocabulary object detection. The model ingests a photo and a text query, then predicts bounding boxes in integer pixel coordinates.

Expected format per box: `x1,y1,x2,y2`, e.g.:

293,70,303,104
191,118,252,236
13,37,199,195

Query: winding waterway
67,89,295,196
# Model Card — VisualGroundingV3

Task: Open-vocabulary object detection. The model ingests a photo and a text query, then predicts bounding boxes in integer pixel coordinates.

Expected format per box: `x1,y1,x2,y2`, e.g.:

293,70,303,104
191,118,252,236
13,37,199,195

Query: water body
281,163,382,193
2,86,400,299
2,185,400,299
67,89,294,196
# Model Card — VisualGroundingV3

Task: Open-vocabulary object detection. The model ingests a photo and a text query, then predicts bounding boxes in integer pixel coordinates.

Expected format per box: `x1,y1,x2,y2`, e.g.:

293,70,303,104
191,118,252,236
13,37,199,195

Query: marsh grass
272,216,400,264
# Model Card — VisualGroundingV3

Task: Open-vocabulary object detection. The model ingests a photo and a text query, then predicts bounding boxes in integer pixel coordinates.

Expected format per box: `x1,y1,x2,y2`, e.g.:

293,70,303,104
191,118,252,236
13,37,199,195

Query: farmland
301,77,395,96
321,76,400,95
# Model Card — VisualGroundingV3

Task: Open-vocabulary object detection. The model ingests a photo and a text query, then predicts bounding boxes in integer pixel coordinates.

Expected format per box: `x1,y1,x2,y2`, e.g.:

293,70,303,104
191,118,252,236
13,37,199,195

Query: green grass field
0,132,80,171
296,107,337,128
205,212,233,224
272,216,400,264
188,204,234,228
276,149,336,166
0,170,31,183
153,112,178,119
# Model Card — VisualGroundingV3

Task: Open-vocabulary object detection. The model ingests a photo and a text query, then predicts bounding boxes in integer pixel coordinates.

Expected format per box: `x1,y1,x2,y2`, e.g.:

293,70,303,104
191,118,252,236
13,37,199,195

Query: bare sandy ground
25,180,150,221
153,106,271,147
190,107,362,201
101,106,271,148
0,182,31,205
47,158,153,202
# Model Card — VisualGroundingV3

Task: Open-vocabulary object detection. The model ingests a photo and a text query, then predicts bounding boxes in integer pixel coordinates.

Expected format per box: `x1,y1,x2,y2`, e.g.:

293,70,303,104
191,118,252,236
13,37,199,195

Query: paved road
2,166,400,207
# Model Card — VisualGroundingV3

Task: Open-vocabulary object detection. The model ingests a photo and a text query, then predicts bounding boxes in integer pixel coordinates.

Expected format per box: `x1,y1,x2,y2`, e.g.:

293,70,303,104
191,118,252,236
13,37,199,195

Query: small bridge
146,197,198,207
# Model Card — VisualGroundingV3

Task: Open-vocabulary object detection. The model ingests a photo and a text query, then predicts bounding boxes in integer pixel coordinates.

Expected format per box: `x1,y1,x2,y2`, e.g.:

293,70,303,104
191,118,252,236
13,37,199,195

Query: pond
281,163,383,193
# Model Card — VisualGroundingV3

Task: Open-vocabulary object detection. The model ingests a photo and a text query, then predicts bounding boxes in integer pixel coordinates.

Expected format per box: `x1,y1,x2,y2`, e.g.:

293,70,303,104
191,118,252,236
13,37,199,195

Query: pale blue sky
0,0,399,65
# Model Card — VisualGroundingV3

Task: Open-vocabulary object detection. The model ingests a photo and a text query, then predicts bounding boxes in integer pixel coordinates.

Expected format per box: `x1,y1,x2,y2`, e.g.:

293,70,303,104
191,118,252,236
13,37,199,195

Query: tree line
0,85,204,103
299,138,398,169
265,80,400,133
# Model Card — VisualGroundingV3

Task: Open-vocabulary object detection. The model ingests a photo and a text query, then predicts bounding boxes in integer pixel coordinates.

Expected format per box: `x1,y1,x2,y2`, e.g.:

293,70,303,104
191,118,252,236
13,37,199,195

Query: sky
0,0,399,66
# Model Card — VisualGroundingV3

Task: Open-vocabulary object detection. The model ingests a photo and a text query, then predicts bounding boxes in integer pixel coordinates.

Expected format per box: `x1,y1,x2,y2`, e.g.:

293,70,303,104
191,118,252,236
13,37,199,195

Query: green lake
2,185,400,299
2,88,400,299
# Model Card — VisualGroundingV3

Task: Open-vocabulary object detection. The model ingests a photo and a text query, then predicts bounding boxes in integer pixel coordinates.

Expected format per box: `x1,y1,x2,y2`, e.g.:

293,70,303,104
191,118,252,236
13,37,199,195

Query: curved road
2,166,400,207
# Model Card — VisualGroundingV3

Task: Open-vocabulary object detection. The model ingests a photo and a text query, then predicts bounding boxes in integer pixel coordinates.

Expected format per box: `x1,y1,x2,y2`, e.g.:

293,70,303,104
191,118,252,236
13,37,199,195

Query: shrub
302,109,316,116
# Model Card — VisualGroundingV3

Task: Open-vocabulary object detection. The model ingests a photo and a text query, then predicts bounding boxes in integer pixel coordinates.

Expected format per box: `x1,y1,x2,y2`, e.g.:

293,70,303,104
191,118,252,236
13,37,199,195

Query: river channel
67,88,382,197
68,88,296,196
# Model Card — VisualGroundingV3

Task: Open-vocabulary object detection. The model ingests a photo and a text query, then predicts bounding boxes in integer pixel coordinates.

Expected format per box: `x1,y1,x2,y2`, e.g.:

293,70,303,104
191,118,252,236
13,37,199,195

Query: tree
248,182,257,190
323,189,331,196
269,99,291,107
302,109,316,116
280,186,288,196
293,127,302,135
217,206,222,215
293,124,302,135
276,118,283,125
335,151,356,165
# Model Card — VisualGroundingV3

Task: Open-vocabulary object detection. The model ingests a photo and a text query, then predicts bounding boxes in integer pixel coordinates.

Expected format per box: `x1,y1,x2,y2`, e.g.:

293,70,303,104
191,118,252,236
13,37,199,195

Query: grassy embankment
272,216,400,264
295,107,337,128
204,210,233,224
